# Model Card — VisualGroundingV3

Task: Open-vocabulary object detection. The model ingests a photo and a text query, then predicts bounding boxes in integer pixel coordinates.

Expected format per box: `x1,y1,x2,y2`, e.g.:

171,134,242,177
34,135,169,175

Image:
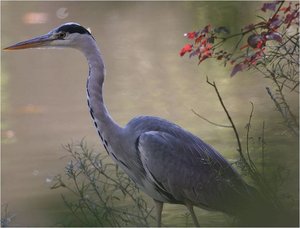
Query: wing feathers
137,130,245,209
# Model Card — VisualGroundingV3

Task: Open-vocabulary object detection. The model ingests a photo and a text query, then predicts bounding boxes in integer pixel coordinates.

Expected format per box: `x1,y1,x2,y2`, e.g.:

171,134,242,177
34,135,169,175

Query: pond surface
2,1,298,226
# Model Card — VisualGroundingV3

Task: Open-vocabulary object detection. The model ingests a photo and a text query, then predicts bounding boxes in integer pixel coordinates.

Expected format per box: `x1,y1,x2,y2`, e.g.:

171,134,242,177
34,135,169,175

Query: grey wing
137,130,249,212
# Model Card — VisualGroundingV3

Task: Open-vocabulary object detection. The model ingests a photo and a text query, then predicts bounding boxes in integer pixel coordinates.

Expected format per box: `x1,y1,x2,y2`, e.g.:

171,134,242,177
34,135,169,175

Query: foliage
181,0,299,135
51,140,154,227
181,1,298,225
1,204,16,227
191,76,298,226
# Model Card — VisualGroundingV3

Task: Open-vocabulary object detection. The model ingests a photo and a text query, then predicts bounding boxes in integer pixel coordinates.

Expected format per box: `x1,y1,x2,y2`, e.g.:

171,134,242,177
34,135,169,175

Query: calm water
2,1,298,226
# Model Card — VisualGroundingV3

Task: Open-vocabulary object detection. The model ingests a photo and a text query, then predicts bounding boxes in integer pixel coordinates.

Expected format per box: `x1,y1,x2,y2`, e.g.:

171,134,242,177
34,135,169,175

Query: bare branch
261,121,265,177
245,102,257,171
191,109,232,128
205,76,254,175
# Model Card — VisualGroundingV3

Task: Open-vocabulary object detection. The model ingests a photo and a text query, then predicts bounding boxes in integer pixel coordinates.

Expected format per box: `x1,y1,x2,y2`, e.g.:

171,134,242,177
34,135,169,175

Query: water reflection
2,1,298,226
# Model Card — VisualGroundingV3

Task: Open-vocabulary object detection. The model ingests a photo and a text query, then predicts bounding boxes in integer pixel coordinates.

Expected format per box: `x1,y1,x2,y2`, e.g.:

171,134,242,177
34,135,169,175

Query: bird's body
5,22,256,226
123,115,249,209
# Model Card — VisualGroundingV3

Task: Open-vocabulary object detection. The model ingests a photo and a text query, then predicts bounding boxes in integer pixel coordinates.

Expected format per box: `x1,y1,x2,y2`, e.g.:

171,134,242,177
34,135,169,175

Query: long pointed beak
4,33,55,50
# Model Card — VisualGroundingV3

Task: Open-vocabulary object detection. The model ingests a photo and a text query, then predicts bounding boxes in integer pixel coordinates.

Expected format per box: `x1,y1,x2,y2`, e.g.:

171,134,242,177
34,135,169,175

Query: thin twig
205,76,254,174
266,86,298,135
245,102,257,171
261,121,265,177
191,109,232,128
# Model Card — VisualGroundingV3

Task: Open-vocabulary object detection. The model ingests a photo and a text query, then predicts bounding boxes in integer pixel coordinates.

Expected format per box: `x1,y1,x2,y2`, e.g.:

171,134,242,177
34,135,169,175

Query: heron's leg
154,199,163,227
186,203,200,227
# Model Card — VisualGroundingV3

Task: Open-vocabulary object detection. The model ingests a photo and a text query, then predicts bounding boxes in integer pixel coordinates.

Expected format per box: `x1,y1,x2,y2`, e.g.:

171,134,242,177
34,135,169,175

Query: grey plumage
5,22,257,226
126,116,252,213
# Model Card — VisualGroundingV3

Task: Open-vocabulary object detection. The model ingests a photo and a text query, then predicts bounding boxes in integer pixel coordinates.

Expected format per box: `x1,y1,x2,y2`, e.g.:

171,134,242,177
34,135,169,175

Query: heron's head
4,22,93,51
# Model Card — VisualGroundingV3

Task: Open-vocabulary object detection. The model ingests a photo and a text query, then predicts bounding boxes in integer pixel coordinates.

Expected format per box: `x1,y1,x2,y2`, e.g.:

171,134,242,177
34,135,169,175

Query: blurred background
2,1,298,226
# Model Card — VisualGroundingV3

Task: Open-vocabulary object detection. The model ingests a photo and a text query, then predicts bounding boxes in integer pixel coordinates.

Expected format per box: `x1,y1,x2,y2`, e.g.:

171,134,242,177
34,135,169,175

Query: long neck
81,39,121,142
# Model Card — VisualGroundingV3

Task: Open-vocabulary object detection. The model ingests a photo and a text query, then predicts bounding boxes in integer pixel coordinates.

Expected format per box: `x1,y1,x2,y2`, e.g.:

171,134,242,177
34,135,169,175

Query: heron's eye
57,32,66,39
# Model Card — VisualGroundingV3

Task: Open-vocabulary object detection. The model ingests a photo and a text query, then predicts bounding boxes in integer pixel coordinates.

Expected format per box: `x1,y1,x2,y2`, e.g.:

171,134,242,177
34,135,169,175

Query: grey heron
5,22,258,226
